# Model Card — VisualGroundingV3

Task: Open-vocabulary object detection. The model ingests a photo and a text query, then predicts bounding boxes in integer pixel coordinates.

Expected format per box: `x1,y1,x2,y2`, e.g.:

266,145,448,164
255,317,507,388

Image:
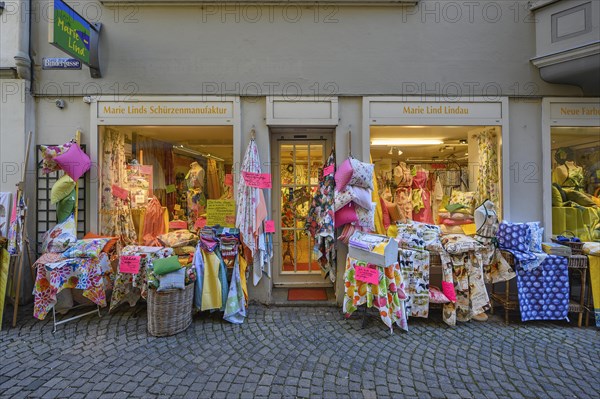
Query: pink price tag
225,174,233,186
140,165,152,174
355,266,379,285
264,220,275,233
119,255,141,274
323,164,334,176
111,184,129,200
242,172,272,189
194,218,207,229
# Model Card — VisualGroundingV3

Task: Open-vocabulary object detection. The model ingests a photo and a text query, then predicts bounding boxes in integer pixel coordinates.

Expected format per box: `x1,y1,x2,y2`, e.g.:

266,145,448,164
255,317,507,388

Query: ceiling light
388,147,394,155
371,139,444,146
459,139,468,144
397,149,403,156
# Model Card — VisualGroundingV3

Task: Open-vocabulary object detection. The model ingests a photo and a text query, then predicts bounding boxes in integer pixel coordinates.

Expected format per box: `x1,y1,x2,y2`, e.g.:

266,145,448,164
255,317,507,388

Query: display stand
52,301,101,333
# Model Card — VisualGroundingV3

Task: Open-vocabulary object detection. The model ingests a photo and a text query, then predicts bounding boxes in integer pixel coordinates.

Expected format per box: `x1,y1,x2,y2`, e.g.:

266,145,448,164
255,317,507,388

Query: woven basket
568,255,588,269
147,283,193,337
551,231,584,255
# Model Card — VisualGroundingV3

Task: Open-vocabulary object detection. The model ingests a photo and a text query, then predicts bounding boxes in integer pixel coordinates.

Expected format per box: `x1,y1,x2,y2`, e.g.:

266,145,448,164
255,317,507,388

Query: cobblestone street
1,304,599,399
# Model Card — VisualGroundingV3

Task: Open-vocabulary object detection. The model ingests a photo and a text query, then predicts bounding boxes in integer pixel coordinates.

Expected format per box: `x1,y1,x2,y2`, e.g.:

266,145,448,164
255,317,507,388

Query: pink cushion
379,197,391,231
441,218,474,226
429,286,450,304
441,281,457,303
53,143,91,181
334,203,358,228
334,159,353,190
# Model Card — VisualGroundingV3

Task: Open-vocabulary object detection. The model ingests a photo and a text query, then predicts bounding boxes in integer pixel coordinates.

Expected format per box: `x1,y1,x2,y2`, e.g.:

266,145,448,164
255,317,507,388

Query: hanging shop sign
42,57,82,70
48,0,102,78
206,200,236,227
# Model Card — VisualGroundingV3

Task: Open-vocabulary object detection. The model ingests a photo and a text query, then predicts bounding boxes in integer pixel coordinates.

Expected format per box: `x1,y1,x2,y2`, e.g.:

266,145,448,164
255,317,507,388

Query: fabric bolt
412,170,434,224
516,255,569,322
398,249,430,318
343,256,408,332
475,129,500,207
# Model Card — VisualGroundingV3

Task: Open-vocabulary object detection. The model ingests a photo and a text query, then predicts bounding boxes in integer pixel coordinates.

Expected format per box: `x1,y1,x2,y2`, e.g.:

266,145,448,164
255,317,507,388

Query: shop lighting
397,149,403,156
173,145,224,162
371,139,444,146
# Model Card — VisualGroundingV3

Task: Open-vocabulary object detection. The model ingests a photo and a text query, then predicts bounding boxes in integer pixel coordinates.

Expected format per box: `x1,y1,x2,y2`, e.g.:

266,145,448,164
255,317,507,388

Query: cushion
450,190,477,212
40,142,74,174
384,200,403,223
334,159,353,190
429,286,450,304
395,221,441,251
565,189,596,207
83,232,119,253
441,218,474,226
497,222,532,252
50,174,75,204
441,281,457,303
526,222,544,253
551,184,563,207
62,238,110,259
438,212,471,220
334,186,373,211
53,143,91,182
348,158,374,190
56,188,76,223
379,197,391,231
441,234,481,254
440,225,465,234
41,214,76,253
157,230,198,248
334,203,358,228
355,202,376,231
174,246,196,256
153,255,182,275
157,267,186,291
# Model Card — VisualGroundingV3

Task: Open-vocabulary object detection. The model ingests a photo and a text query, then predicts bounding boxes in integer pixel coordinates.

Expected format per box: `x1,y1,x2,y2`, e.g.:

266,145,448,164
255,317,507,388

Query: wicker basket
551,231,584,255
568,255,588,269
147,283,193,337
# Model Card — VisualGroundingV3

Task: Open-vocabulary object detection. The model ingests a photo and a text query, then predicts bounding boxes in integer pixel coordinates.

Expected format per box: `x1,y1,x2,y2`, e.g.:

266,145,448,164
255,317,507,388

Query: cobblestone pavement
1,303,599,399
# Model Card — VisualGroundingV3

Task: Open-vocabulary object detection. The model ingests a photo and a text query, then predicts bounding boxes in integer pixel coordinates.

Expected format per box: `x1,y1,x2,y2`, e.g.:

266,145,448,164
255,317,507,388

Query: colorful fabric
497,222,532,253
224,255,247,324
62,238,110,259
201,249,223,311
40,142,74,175
526,222,544,253
343,256,408,332
516,255,569,322
412,171,433,224
41,214,77,253
450,190,477,214
475,129,500,207
398,249,430,318
53,143,91,182
305,149,336,281
157,230,198,248
348,158,374,190
33,253,108,320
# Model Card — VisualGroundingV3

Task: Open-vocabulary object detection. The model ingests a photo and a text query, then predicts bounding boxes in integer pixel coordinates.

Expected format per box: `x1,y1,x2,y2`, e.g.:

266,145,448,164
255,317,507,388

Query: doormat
288,288,328,301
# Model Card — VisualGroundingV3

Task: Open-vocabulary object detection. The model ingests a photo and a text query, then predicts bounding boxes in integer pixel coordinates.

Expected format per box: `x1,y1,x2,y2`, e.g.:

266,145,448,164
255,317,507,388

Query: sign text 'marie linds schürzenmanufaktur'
101,104,230,116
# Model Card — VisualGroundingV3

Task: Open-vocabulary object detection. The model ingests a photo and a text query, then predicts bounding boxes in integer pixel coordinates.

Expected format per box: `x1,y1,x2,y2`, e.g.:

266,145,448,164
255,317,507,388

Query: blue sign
42,57,82,70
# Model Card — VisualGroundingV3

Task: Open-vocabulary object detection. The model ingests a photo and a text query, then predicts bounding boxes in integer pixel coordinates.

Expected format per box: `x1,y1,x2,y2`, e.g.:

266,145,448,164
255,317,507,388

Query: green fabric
552,185,563,207
554,183,567,203
565,189,597,207
445,203,467,213
56,188,76,223
552,206,600,242
153,256,181,276
50,174,75,204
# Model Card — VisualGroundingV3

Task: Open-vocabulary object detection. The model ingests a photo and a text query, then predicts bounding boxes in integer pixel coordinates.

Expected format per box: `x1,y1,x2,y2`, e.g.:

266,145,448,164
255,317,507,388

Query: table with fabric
33,253,109,320
343,255,408,332
109,246,173,312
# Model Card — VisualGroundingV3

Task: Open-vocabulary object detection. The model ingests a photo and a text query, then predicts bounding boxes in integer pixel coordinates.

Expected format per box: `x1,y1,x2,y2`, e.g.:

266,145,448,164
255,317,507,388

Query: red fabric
142,197,166,245
379,196,391,231
441,218,474,226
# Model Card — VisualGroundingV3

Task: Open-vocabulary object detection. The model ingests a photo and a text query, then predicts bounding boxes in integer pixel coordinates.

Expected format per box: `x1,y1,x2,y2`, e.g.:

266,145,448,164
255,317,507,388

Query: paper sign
206,200,236,227
119,256,141,274
323,165,334,176
264,220,275,233
135,194,146,204
225,174,233,186
111,185,129,200
166,184,176,194
355,266,379,285
242,172,272,189
140,165,152,175
194,218,207,229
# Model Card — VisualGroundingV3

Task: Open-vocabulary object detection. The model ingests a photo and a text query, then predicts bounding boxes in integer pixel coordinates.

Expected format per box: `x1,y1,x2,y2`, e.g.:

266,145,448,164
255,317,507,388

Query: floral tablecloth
109,246,173,312
33,253,109,320
343,256,408,332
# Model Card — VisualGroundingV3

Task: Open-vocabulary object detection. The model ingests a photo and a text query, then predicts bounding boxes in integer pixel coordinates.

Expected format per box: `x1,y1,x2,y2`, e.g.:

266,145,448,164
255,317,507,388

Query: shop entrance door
271,129,334,287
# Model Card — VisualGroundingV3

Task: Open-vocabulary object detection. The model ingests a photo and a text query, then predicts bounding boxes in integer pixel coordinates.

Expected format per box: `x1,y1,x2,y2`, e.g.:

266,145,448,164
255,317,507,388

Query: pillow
395,222,425,250
384,200,403,223
41,214,76,253
553,183,567,203
497,222,531,252
355,202,376,231
551,184,563,207
565,189,596,207
157,230,198,248
40,142,74,174
62,238,110,259
348,158,374,190
450,190,477,212
83,232,119,253
334,159,353,190
438,212,471,220
441,218,474,226
334,186,373,211
441,234,481,254
379,197,391,231
157,267,185,291
526,222,544,253
174,246,196,256
440,225,464,234
56,188,76,223
334,203,358,228
50,174,75,204
441,281,457,303
153,255,182,275
53,143,91,181
429,286,450,304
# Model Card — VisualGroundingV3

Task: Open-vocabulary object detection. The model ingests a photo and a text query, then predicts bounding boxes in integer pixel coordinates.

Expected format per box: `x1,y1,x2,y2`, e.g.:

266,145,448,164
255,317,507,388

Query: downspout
14,0,32,82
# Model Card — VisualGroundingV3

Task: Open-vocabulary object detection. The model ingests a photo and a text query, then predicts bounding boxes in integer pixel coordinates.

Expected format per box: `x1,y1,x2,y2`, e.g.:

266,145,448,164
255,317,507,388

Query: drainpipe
14,0,32,81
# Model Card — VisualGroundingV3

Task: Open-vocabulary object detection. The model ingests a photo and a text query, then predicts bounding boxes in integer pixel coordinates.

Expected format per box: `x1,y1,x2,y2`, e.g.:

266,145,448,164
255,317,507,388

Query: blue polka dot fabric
516,255,570,322
497,222,532,252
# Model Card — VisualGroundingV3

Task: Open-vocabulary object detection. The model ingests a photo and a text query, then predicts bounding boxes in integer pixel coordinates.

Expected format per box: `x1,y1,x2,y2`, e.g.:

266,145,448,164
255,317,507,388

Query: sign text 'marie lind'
101,104,230,116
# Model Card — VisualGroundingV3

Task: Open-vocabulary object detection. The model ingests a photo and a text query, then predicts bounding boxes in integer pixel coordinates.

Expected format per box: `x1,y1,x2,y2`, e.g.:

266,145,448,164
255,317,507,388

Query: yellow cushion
50,174,75,204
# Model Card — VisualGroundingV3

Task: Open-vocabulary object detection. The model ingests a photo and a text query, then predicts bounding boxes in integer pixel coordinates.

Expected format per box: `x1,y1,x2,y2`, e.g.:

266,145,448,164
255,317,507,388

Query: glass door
271,132,333,286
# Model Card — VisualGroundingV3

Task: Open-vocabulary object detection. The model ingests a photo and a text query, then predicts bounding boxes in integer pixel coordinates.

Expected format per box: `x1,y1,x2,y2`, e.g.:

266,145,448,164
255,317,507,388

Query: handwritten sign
194,218,207,229
119,255,141,274
225,174,233,186
111,184,129,200
264,220,275,233
242,172,272,189
166,184,176,194
323,164,334,176
355,266,379,285
206,200,236,227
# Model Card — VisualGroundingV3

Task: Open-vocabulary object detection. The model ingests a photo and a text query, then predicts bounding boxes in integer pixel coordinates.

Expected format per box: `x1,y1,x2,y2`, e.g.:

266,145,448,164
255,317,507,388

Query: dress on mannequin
474,199,498,244
412,167,433,224
394,162,413,222
186,162,206,229
552,160,584,190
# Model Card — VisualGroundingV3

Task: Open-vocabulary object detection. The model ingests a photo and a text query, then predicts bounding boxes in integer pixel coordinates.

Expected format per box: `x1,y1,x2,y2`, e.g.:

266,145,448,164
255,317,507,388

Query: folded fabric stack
334,157,376,232
439,190,477,234
148,255,196,292
157,229,199,265
542,242,572,256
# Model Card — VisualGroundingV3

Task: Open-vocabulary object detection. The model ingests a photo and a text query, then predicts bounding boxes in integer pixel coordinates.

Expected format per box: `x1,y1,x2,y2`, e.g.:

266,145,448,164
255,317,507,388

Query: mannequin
474,199,498,242
186,161,206,229
393,161,412,185
552,160,584,190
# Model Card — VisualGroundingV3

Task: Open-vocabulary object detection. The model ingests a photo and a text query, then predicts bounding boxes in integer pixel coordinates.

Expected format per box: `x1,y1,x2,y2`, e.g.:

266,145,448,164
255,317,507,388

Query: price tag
135,194,146,204
355,266,379,285
111,185,129,200
119,256,141,274
264,220,275,233
242,172,272,189
194,218,207,229
323,164,334,176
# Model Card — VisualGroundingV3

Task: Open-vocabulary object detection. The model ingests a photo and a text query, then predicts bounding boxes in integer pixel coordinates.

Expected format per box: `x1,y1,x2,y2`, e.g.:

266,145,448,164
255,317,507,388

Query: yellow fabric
130,209,146,244
586,252,600,325
370,156,386,235
386,224,398,238
50,174,75,204
162,207,170,234
460,224,477,235
201,250,222,311
552,206,599,242
0,248,10,330
373,242,387,255
239,254,248,304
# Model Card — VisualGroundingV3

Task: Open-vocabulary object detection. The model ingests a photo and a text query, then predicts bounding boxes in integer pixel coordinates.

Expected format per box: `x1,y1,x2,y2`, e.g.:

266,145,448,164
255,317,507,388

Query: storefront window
98,125,234,243
550,126,600,242
370,125,502,234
